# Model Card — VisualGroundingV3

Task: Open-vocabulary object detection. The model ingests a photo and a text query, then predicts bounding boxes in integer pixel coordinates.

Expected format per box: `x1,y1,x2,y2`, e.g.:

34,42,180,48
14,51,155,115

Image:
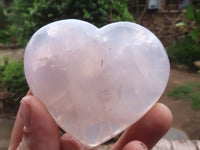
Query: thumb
10,96,60,150
122,141,148,150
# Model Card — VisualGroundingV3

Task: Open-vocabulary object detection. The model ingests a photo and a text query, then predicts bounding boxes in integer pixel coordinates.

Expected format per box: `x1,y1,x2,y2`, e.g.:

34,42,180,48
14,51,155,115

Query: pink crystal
24,19,170,148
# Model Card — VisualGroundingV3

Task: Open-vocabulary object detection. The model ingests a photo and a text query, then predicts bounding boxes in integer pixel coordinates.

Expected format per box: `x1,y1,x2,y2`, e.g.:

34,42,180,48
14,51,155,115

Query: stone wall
138,11,194,47
128,0,196,47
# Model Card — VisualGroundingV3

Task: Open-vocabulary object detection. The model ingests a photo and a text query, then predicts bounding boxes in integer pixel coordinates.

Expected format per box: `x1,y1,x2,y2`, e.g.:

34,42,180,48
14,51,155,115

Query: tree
8,0,134,44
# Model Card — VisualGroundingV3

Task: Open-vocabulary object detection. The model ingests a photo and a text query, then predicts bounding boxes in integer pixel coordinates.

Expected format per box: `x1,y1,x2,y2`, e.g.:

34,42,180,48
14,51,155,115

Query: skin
9,91,172,150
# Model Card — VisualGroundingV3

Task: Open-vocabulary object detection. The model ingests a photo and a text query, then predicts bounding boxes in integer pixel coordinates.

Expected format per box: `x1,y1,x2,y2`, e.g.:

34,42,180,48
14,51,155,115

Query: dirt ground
159,68,200,139
0,48,200,140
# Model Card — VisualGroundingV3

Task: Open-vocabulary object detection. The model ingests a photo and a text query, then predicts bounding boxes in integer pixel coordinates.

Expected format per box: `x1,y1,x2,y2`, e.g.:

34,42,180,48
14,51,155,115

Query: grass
168,82,200,109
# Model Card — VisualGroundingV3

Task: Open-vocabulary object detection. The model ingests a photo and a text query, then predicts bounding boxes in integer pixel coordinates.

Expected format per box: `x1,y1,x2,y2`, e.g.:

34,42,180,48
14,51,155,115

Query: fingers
122,141,148,150
26,90,33,96
8,102,24,150
112,103,173,150
9,92,172,150
9,90,84,150
9,90,32,150
9,96,60,150
60,133,86,150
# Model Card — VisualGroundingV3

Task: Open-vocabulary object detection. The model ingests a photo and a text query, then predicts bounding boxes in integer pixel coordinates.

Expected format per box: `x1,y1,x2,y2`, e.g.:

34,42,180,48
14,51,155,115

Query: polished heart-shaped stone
24,19,170,148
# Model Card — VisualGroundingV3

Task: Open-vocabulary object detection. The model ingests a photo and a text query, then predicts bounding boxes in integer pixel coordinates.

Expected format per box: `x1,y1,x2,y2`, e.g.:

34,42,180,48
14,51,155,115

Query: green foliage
0,0,11,43
189,27,200,44
186,4,200,44
186,4,197,21
0,29,10,44
7,0,133,44
1,59,28,97
167,36,200,68
186,4,200,24
189,92,200,109
0,0,7,29
168,82,200,109
167,4,200,68
0,55,28,111
168,82,196,99
0,55,9,77
175,22,187,27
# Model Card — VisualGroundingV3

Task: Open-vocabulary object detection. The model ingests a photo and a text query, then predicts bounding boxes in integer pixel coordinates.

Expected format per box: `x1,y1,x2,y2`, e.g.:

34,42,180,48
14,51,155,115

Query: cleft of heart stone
24,19,170,148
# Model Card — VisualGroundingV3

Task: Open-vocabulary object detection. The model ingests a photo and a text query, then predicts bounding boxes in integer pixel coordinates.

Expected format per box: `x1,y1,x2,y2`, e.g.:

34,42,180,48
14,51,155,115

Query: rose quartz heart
24,19,170,148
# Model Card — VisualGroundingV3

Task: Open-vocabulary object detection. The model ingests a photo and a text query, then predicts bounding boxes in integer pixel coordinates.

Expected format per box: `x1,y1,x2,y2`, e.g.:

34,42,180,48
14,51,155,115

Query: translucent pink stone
24,19,170,148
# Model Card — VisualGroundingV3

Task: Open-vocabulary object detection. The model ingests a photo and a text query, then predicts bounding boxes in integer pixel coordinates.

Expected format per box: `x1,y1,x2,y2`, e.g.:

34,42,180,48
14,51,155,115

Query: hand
9,92,172,150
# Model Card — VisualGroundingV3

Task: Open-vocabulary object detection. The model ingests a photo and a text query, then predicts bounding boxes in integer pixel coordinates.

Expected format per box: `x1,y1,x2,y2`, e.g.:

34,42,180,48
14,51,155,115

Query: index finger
112,103,173,150
9,90,32,150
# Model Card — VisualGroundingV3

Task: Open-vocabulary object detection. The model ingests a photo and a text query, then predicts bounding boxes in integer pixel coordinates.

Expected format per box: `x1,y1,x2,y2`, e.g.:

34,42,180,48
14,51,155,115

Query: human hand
9,92,172,150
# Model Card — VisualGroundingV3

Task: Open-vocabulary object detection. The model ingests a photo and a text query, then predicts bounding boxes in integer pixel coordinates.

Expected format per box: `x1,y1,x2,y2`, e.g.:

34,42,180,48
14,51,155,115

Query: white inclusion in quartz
24,19,170,148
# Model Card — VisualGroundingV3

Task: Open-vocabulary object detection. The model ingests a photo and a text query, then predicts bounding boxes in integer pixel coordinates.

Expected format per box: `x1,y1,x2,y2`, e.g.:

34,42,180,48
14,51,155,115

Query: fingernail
123,141,148,150
61,136,84,150
138,142,148,150
20,96,31,132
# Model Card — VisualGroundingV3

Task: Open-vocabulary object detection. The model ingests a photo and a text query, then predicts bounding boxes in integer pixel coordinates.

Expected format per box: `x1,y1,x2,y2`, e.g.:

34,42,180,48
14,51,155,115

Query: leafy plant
0,0,12,43
168,82,200,109
186,4,200,44
167,3,200,68
168,82,195,99
7,0,133,44
0,55,28,112
0,55,9,77
2,60,28,95
167,36,200,68
189,92,200,109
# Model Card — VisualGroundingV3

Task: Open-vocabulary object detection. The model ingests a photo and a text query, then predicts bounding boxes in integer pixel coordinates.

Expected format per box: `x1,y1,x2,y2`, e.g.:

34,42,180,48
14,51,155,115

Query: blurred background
0,0,200,149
